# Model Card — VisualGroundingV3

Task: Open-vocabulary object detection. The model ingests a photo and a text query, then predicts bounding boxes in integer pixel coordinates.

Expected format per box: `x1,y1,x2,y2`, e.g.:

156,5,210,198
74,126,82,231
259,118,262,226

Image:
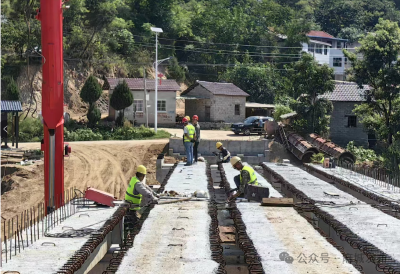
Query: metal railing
337,161,400,191
1,188,82,264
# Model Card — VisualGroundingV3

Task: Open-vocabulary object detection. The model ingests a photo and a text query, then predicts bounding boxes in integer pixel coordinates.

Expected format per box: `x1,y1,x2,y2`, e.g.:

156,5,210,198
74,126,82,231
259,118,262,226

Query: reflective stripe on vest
240,166,258,186
184,124,195,142
125,177,142,210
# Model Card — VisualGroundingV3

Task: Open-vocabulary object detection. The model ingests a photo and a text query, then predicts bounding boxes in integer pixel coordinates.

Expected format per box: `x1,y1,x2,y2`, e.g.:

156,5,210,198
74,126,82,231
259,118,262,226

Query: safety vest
184,124,196,142
125,177,142,210
240,166,259,186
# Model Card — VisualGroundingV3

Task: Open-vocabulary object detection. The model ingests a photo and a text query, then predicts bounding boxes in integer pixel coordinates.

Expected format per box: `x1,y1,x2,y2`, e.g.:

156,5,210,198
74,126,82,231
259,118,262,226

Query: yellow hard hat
230,156,241,167
185,116,190,121
216,142,223,149
137,165,147,175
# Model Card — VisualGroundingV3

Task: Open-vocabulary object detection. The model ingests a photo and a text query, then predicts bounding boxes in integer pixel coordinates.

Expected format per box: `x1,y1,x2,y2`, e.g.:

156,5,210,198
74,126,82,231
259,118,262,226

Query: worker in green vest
125,165,159,227
182,117,196,166
228,156,259,201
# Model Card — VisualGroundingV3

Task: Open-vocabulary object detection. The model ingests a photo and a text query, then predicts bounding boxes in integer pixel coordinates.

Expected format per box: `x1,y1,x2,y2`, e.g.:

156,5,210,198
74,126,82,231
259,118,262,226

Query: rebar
218,163,264,274
261,163,400,274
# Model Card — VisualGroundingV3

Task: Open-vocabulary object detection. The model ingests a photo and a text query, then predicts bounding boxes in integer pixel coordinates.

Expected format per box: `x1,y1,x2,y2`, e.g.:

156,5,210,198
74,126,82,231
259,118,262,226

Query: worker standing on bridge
125,165,159,225
192,115,200,164
215,142,231,163
183,117,196,166
228,156,258,201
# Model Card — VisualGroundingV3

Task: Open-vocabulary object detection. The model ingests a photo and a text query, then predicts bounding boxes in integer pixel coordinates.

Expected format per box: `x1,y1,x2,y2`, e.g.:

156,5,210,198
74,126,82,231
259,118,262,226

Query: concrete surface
115,201,219,274
1,205,118,274
169,138,269,157
161,128,263,140
309,164,400,202
263,163,400,267
238,203,360,274
163,162,209,196
221,164,359,273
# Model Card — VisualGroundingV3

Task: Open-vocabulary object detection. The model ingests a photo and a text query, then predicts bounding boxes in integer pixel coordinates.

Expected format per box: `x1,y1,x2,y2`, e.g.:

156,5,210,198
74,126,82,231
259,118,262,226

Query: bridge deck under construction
1,204,120,274
221,163,359,274
262,162,400,273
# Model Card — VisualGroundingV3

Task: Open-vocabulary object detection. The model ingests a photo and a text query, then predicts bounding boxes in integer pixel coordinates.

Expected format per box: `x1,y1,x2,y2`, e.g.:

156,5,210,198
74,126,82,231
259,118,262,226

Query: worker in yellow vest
182,117,196,166
228,156,259,201
125,165,159,226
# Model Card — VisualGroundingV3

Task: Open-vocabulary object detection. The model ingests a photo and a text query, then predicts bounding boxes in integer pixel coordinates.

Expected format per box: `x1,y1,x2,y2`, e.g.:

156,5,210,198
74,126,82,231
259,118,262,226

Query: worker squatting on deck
228,156,259,202
214,142,231,163
124,165,160,227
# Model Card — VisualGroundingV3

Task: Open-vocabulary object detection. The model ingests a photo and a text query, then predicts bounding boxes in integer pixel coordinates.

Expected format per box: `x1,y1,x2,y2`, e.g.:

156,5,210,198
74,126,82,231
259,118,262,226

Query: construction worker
182,117,196,166
215,142,231,163
192,115,200,164
125,165,159,226
182,116,191,146
228,156,259,201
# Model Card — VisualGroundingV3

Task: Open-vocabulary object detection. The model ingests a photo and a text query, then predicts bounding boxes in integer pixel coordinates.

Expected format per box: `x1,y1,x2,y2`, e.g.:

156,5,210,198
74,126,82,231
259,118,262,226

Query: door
205,106,211,122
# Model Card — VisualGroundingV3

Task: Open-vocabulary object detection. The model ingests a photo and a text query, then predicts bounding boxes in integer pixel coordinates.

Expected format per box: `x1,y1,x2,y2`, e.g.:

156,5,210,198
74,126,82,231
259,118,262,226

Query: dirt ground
1,139,175,221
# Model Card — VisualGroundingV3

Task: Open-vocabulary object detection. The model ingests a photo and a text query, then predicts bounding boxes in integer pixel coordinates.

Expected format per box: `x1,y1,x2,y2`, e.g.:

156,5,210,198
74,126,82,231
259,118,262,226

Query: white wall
109,90,177,124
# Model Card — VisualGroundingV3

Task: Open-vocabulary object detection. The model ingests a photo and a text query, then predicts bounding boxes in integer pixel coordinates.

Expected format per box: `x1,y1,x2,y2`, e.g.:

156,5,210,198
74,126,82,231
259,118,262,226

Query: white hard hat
230,156,241,166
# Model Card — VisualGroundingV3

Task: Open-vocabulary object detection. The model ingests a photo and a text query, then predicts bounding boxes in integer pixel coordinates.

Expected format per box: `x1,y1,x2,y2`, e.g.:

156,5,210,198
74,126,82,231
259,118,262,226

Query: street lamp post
151,27,163,133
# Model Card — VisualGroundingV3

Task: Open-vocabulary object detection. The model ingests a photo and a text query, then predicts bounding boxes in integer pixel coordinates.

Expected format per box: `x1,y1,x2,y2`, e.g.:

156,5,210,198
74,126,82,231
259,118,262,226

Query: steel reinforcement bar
261,163,400,274
304,164,400,219
217,163,264,274
100,162,178,274
206,163,227,274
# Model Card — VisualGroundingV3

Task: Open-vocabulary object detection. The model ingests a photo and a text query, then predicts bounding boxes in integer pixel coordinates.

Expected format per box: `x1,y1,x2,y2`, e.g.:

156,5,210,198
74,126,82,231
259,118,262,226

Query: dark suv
231,116,274,135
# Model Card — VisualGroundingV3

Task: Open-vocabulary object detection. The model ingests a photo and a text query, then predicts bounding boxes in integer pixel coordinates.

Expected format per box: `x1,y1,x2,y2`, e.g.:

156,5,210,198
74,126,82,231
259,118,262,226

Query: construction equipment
84,187,117,207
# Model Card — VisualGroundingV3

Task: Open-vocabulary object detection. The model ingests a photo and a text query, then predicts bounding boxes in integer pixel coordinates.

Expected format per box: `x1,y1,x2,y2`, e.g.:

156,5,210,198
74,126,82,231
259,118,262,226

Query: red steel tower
36,0,65,214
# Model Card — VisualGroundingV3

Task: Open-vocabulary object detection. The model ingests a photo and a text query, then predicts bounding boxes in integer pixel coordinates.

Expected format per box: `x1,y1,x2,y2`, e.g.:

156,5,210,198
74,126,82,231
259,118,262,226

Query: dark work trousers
233,175,245,197
193,141,199,162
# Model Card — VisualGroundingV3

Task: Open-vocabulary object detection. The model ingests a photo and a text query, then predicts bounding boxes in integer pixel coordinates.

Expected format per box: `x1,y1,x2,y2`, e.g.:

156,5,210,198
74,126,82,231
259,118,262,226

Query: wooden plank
261,198,294,207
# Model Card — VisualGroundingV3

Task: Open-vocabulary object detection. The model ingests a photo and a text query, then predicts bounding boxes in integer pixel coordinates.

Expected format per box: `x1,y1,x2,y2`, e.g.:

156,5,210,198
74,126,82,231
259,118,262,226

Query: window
324,45,328,55
333,58,342,67
133,100,143,112
337,42,342,49
315,44,323,54
347,116,357,127
157,100,166,112
235,104,240,115
344,57,348,65
308,43,315,53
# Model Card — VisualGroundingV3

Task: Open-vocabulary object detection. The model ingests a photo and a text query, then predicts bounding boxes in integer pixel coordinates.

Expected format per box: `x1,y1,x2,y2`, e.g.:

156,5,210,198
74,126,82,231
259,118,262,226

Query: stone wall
213,95,246,123
330,101,368,147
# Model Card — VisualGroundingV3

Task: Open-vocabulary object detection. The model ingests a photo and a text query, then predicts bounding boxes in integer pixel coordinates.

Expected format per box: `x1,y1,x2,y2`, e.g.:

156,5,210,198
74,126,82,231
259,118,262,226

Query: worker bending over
214,142,231,163
125,165,159,226
228,156,258,201
182,117,196,166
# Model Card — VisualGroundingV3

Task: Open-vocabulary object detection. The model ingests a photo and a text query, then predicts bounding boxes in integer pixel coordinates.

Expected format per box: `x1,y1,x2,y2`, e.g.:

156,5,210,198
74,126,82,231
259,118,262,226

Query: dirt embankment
1,140,175,221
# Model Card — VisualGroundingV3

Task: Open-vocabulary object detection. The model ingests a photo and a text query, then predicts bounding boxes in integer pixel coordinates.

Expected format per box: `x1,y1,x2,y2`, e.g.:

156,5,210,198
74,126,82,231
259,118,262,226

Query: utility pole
144,67,148,127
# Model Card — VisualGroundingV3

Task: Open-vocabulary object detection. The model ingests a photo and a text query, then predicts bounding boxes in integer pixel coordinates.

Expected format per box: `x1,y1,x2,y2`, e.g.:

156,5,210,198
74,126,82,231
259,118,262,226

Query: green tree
87,104,101,126
167,57,186,83
221,63,280,104
344,19,400,146
286,53,334,135
1,76,20,101
80,75,102,105
273,105,293,121
110,80,133,125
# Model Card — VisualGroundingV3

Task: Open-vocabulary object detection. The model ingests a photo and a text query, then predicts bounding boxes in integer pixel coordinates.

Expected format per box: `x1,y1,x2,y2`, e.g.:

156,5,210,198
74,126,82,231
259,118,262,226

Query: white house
301,31,349,80
104,78,180,126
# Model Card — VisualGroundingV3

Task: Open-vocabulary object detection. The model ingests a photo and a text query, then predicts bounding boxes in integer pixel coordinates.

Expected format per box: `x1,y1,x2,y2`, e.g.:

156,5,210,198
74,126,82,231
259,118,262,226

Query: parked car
231,116,274,136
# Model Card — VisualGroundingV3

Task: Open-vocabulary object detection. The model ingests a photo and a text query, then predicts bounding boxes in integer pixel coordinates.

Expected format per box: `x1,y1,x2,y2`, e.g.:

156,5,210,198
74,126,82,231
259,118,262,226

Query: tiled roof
104,78,180,91
182,81,249,97
1,101,23,113
307,31,335,39
319,82,370,102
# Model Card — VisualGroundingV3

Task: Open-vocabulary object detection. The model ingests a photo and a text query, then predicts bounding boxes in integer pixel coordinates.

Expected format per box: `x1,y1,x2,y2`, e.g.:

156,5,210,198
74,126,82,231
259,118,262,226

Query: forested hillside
2,0,400,82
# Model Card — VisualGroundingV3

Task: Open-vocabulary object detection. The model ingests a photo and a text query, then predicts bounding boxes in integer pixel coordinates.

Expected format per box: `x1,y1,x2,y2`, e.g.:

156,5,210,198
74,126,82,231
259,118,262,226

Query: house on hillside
273,29,350,80
319,81,370,147
180,81,249,123
302,31,349,81
104,78,180,125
